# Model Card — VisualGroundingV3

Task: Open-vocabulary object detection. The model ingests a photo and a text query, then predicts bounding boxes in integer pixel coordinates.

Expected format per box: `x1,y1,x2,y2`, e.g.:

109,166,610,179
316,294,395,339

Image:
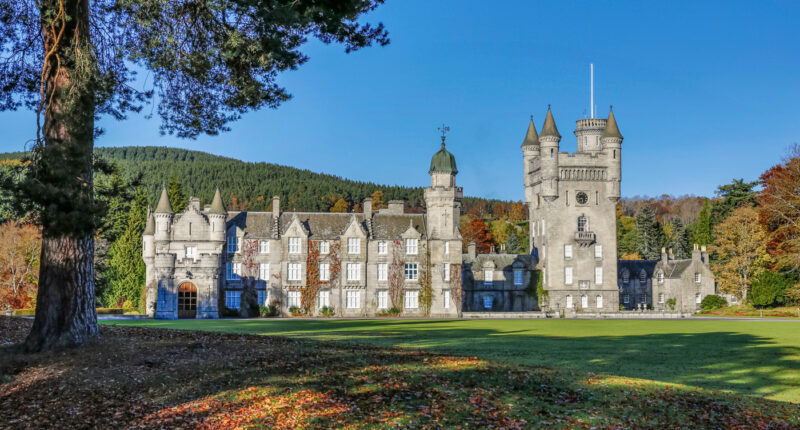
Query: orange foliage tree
508,201,526,223
0,221,41,310
758,150,800,272
461,217,494,254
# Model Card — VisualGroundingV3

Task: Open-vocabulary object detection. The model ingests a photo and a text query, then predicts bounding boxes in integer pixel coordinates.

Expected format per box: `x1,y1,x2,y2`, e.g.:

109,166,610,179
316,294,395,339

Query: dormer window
405,238,418,255
288,237,302,254
484,270,493,286
259,240,270,254
227,236,238,254
319,240,329,255
622,270,630,283
347,238,360,254
639,270,647,283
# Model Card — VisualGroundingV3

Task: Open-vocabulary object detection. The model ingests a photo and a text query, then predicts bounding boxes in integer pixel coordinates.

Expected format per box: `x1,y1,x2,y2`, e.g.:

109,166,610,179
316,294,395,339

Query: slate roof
208,188,226,215
619,259,694,279
462,253,536,272
154,187,172,213
601,108,623,140
225,211,427,240
521,118,539,148
539,107,561,139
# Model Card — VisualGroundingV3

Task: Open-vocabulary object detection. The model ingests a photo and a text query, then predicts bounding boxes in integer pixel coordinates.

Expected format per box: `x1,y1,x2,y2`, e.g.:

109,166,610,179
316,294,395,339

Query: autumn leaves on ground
1,318,798,429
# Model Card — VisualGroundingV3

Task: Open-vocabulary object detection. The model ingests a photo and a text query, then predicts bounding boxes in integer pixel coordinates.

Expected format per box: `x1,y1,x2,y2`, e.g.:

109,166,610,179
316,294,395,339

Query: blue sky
2,0,799,200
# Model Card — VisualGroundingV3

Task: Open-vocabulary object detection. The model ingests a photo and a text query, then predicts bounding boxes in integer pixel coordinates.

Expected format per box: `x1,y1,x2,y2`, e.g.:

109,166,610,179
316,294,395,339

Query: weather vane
437,124,450,147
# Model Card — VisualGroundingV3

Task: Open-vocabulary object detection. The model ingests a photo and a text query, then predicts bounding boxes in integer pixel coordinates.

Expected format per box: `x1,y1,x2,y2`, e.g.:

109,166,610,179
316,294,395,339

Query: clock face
576,192,588,205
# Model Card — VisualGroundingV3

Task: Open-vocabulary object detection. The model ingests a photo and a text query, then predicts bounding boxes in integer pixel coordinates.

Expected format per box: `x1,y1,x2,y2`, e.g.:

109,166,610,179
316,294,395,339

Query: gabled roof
462,253,536,271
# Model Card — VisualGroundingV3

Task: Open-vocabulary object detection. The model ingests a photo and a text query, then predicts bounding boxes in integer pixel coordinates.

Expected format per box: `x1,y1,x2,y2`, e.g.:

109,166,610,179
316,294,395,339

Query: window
377,263,388,281
566,295,573,308
319,240,329,255
595,267,603,285
564,267,573,285
564,244,573,259
288,237,301,254
657,271,664,283
639,270,647,283
226,263,241,280
404,290,419,309
377,291,388,309
596,295,603,309
514,270,523,286
484,270,493,286
259,263,270,280
259,240,270,254
227,236,238,253
378,241,387,255
258,290,268,306
347,263,361,281
346,290,360,309
347,238,360,254
696,293,701,304
287,291,301,308
444,263,451,281
443,290,451,309
640,294,647,303
577,216,588,232
658,293,665,304
225,291,241,309
623,294,630,304
581,295,588,308
622,270,630,283
318,290,330,308
185,246,197,260
405,263,419,281
695,273,701,283
444,242,450,254
288,263,302,281
319,263,330,281
405,238,418,255
594,244,602,259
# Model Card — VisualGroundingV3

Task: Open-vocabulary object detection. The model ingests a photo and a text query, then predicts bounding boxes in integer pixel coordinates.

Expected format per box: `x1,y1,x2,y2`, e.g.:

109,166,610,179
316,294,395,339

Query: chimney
387,200,404,214
668,248,675,260
468,242,476,259
490,245,496,254
363,197,373,219
692,244,701,262
661,247,668,264
700,245,709,267
189,197,201,212
272,196,280,219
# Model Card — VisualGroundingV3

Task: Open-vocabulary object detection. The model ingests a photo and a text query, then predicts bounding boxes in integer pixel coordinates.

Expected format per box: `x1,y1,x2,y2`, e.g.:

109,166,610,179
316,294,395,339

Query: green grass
105,318,800,403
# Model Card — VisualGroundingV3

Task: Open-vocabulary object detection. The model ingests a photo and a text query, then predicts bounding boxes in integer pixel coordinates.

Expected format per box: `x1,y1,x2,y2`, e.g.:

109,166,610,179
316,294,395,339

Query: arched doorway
178,283,198,319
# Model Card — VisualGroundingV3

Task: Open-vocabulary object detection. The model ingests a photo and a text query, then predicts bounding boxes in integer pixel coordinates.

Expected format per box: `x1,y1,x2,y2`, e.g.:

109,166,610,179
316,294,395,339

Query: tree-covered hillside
0,146,500,213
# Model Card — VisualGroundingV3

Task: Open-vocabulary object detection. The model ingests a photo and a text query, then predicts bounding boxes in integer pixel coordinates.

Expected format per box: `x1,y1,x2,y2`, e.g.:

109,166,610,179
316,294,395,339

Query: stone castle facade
143,106,716,319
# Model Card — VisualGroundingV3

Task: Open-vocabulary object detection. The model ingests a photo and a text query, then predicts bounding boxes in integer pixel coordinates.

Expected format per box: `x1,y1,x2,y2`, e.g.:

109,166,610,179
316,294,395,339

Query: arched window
566,295,573,308
596,295,603,308
639,270,647,283
577,215,588,232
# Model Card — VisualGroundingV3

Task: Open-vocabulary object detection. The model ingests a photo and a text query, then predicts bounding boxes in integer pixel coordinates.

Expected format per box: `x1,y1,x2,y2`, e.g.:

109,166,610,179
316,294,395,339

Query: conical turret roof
539,107,561,139
208,188,227,215
601,107,623,139
143,210,155,235
521,116,539,147
154,185,172,213
429,138,458,174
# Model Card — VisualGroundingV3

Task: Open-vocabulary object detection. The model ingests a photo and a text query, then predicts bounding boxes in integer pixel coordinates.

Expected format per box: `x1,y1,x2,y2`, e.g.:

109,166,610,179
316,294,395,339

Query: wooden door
178,283,197,319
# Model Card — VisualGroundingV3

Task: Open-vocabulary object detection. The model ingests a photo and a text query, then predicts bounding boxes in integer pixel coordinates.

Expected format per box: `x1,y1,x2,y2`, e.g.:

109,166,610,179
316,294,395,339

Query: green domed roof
429,139,458,174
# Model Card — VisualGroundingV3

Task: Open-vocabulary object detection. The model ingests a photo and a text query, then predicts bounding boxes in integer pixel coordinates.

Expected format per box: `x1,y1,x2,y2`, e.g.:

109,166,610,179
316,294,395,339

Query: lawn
106,318,800,403
3,317,799,429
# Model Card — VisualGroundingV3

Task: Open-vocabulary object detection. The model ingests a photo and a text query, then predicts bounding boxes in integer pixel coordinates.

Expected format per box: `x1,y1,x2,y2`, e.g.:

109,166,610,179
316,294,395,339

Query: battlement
575,118,607,130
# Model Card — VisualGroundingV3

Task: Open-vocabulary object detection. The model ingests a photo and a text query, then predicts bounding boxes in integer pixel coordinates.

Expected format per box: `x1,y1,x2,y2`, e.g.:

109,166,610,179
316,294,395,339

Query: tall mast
590,63,594,118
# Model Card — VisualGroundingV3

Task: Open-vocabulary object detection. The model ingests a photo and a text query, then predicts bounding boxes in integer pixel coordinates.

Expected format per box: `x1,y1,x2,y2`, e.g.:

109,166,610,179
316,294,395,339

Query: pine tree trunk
24,0,99,352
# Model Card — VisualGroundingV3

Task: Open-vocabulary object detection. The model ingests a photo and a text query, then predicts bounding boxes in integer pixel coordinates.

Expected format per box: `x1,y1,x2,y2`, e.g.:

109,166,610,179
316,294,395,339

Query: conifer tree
669,217,691,259
635,207,665,260
166,176,188,214
693,199,714,246
103,188,148,308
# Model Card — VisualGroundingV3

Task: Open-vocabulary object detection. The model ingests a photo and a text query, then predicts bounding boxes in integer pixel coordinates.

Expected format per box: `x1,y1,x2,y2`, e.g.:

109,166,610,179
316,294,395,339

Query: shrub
751,271,795,307
700,295,727,311
377,306,402,317
259,304,279,317
220,307,240,318
13,309,35,316
96,308,124,315
289,306,303,316
319,306,335,317
666,298,676,311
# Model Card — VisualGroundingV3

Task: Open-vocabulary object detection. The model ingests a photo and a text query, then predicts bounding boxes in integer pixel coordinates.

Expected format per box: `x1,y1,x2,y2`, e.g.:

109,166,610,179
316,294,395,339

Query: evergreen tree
505,232,520,254
635,207,665,260
693,199,714,246
713,178,760,222
102,188,149,309
669,216,691,259
166,176,188,214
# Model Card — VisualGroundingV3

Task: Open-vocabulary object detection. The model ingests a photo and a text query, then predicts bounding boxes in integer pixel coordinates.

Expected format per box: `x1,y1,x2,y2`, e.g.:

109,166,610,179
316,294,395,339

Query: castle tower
208,188,227,242
142,210,157,316
153,185,173,241
524,107,620,313
601,107,623,201
424,133,463,316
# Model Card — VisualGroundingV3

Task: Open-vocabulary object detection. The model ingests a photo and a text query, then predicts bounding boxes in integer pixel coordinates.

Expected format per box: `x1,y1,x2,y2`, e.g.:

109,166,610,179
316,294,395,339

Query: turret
208,188,227,241
153,185,173,241
429,135,458,188
143,209,156,258
425,133,462,239
521,116,540,191
600,107,623,201
539,107,561,201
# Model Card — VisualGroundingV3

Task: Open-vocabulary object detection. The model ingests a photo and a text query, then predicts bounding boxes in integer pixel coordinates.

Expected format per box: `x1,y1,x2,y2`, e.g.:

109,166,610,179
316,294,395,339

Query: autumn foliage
0,221,41,310
460,217,493,253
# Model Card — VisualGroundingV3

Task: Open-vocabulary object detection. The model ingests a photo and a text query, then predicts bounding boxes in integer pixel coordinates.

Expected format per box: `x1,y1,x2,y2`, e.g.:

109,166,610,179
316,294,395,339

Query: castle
143,107,715,319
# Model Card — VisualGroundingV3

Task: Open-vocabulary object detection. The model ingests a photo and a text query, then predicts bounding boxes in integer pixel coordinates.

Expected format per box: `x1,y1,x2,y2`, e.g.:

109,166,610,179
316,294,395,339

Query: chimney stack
363,197,373,219
661,247,668,264
700,245,709,267
272,196,280,219
468,242,476,259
